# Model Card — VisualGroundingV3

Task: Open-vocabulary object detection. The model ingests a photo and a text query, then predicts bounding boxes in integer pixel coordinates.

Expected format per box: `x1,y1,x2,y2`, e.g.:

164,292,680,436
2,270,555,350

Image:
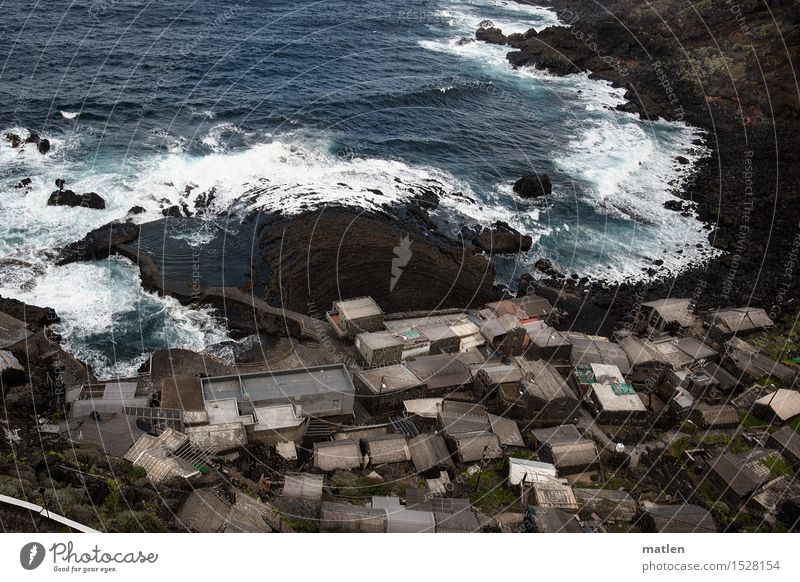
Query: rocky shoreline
495,0,800,324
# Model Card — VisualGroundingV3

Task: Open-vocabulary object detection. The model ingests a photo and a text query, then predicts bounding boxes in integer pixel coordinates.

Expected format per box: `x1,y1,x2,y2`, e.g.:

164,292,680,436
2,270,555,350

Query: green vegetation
465,467,518,512
759,454,795,479
329,472,389,499
737,410,767,429
666,433,751,459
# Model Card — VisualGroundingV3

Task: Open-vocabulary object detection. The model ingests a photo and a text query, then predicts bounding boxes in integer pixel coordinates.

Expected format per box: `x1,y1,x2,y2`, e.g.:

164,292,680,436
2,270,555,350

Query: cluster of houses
59,294,799,532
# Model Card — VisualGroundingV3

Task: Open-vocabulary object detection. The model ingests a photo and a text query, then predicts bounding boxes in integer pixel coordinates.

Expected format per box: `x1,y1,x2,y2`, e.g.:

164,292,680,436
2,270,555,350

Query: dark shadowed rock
476,27,507,45
534,258,552,272
5,133,21,148
47,190,106,210
24,133,40,146
260,208,498,313
15,178,32,189
55,220,140,266
37,138,51,154
128,205,146,215
162,205,182,217
514,174,552,199
473,225,532,254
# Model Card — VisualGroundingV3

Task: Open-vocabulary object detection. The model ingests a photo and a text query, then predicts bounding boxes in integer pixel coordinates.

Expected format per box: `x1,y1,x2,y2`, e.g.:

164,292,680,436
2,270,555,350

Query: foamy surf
0,256,228,379
60,111,80,119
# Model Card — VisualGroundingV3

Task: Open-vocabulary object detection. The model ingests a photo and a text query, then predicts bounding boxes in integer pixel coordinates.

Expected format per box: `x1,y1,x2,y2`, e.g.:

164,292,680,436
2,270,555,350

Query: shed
674,337,718,363
437,406,491,437
747,475,800,521
525,326,571,363
321,502,386,533
176,489,232,533
524,506,583,533
486,295,554,321
363,433,411,464
479,313,527,356
588,381,648,423
708,307,774,339
354,364,425,415
282,473,324,501
754,389,800,423
573,488,637,523
355,331,404,367
708,450,771,503
620,336,673,385
434,510,482,533
529,478,579,512
570,338,631,375
313,440,362,471
327,296,384,338
767,427,800,468
500,359,580,423
488,413,525,447
408,434,455,474
472,362,522,399
531,425,600,475
417,323,461,354
448,431,502,463
689,404,739,429
370,496,435,533
639,504,716,533
508,458,558,487
403,397,443,419
404,351,484,392
724,337,796,383
637,298,695,334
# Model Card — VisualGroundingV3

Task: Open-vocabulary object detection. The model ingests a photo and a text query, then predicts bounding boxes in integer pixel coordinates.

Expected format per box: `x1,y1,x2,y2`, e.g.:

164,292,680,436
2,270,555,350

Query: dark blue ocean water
0,0,712,377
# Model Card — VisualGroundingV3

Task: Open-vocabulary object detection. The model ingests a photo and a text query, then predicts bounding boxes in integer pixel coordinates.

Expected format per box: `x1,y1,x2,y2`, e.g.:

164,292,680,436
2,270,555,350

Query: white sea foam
0,255,228,379
60,111,80,120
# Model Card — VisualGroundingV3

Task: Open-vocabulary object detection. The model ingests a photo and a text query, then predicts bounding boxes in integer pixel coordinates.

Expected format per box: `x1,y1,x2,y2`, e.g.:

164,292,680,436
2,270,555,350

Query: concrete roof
508,458,557,486
356,364,423,394
355,330,403,351
0,311,31,349
642,298,694,327
591,383,647,413
404,351,484,390
201,364,355,404
755,389,800,422
161,375,205,412
334,296,382,321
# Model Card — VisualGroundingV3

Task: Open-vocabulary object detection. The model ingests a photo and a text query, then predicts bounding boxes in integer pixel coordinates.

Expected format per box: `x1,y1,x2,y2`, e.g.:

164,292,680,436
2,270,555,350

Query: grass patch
759,454,795,478
737,410,767,429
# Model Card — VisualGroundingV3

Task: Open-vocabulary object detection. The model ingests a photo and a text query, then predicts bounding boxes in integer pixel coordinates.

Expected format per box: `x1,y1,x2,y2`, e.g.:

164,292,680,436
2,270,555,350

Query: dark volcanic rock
55,220,140,266
47,190,106,210
24,133,40,146
260,208,498,314
127,205,146,215
5,133,22,148
37,138,51,154
476,27,507,45
473,227,533,254
15,178,32,189
162,205,182,218
534,258,552,272
513,174,552,199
